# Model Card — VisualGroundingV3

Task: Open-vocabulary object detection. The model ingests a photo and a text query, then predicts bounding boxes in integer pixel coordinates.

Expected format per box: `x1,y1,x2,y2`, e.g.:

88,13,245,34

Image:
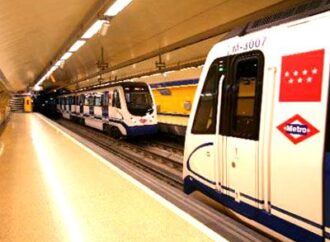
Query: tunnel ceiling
0,0,303,92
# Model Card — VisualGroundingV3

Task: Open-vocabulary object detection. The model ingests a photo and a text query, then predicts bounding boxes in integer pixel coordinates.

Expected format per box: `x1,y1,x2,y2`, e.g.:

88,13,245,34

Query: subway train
183,2,330,242
57,81,158,138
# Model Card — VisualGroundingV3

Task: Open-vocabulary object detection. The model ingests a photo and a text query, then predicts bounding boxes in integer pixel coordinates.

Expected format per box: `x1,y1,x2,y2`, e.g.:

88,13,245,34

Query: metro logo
139,118,147,124
277,114,319,144
279,49,324,102
284,124,308,135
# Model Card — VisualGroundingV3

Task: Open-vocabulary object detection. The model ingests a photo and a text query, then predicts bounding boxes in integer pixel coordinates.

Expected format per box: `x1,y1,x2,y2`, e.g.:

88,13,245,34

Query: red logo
279,49,324,102
139,118,147,124
277,114,319,144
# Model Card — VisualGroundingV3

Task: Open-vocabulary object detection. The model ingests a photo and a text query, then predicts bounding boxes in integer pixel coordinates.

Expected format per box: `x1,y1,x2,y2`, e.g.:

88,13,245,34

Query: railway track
56,119,183,188
127,139,183,165
149,138,184,153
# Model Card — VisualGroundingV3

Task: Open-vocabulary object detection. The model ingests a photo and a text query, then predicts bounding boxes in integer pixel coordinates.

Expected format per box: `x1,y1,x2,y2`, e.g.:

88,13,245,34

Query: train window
80,95,85,105
113,90,121,108
108,92,113,106
192,59,222,134
95,96,102,106
220,51,264,140
84,96,89,105
124,86,153,116
88,96,94,106
103,92,109,106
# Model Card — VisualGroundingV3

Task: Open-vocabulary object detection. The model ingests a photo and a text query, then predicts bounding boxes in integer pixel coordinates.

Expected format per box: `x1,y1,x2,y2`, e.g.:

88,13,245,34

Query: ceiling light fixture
81,20,106,39
34,1,132,91
33,85,43,91
69,40,86,52
60,52,73,61
50,65,58,73
55,60,65,67
105,0,132,16
99,22,110,36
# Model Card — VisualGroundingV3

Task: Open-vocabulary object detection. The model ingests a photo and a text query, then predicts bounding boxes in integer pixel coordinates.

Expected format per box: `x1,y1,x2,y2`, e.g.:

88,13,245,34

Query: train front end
122,82,158,136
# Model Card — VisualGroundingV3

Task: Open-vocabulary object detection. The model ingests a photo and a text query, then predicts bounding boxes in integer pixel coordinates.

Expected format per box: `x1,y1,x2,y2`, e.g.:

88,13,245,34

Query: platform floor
0,113,224,242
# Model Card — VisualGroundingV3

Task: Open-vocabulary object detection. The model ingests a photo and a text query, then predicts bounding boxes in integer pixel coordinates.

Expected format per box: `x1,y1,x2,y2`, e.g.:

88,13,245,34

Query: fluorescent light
50,65,58,73
81,20,105,39
69,40,86,52
99,22,110,36
105,0,132,16
60,52,73,61
33,85,43,91
55,60,64,66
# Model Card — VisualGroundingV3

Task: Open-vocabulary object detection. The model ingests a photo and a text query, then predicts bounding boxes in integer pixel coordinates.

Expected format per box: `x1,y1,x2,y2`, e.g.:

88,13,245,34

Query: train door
219,51,264,215
89,95,94,116
66,97,70,112
80,95,84,114
102,91,109,119
75,96,80,114
70,96,75,113
112,89,123,120
187,60,223,188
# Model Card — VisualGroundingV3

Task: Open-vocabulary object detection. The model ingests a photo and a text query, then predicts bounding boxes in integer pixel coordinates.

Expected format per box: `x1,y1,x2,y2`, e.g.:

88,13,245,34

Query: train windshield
124,85,153,116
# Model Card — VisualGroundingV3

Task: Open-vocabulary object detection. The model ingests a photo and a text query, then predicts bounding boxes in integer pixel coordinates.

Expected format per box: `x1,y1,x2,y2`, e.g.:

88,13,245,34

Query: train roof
224,0,330,40
57,81,150,97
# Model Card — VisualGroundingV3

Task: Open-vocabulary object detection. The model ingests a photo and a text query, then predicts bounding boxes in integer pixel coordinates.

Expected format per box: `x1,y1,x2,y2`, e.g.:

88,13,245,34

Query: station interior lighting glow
105,0,132,16
60,52,73,61
33,0,133,90
81,20,106,39
50,65,59,72
99,22,110,36
55,60,65,67
69,40,86,52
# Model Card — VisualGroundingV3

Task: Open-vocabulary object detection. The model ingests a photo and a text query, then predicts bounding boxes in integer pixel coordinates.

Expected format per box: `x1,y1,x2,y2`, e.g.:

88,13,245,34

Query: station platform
0,113,225,242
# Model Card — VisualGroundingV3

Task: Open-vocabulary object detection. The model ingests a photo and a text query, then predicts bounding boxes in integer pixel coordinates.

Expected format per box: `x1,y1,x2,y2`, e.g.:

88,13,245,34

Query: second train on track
56,81,158,138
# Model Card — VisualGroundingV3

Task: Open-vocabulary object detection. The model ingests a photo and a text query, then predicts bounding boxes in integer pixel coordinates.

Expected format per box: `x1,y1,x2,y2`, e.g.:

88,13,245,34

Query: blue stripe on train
150,78,199,89
107,118,158,136
184,176,322,242
126,124,158,136
325,152,330,228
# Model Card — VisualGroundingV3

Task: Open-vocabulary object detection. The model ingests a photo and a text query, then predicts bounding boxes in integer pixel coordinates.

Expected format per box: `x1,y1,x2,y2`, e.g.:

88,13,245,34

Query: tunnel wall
0,89,10,126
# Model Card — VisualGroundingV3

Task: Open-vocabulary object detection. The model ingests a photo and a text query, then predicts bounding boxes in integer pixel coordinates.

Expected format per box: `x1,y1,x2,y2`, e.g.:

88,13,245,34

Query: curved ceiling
0,0,105,91
0,0,303,92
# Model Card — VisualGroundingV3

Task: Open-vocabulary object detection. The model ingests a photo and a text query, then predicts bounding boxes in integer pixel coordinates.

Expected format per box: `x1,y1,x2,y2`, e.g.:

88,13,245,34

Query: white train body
184,6,330,242
57,81,158,137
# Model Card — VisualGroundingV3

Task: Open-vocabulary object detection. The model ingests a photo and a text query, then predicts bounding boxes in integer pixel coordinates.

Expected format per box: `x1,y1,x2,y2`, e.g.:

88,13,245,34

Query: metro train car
57,81,158,138
183,2,330,242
